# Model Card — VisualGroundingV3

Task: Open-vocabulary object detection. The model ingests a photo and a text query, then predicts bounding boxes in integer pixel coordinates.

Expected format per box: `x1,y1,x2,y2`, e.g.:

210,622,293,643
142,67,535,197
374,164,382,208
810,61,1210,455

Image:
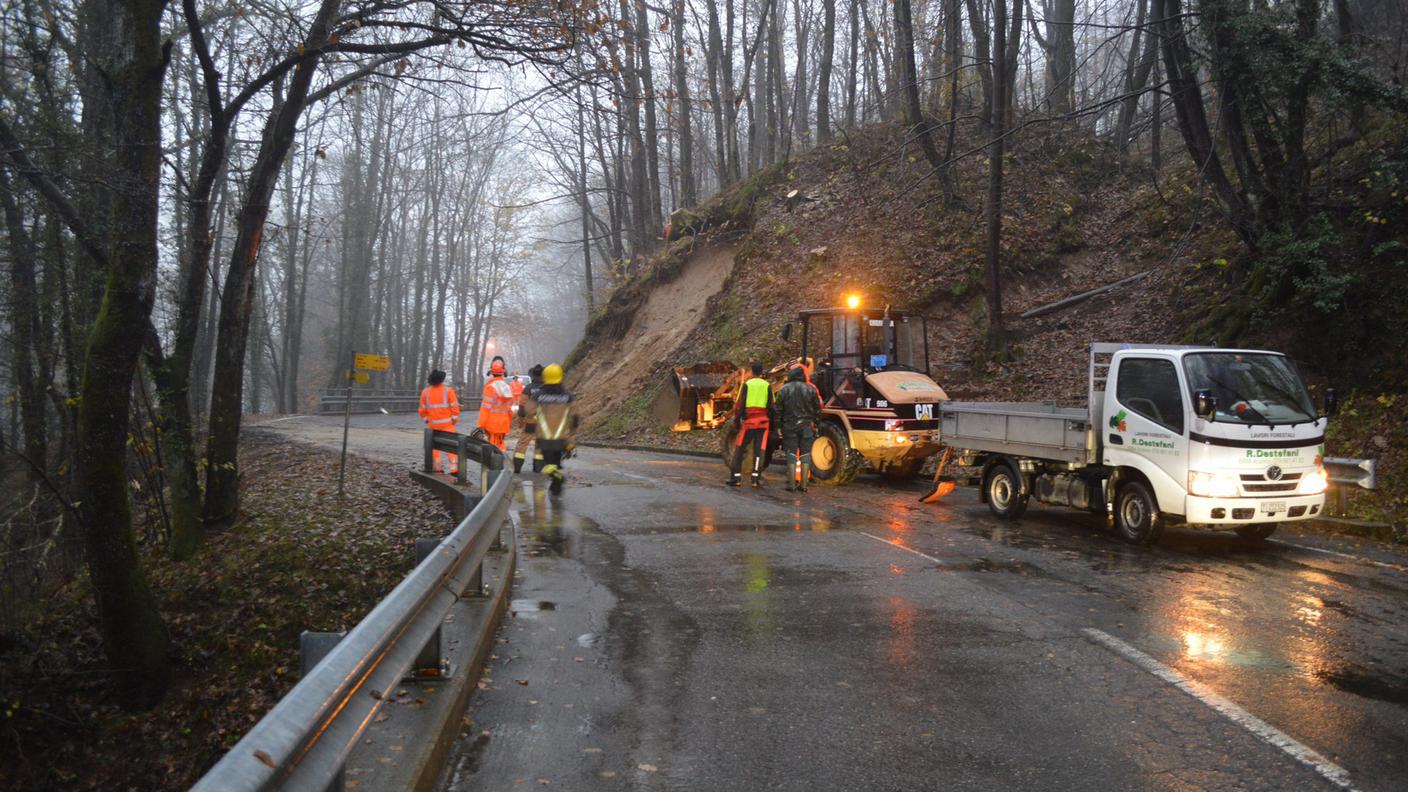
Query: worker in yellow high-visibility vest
727,363,775,488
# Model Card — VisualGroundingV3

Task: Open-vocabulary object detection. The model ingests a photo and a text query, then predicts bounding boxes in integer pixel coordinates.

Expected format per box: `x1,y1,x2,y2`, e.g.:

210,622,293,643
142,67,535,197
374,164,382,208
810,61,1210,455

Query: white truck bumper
1184,494,1326,524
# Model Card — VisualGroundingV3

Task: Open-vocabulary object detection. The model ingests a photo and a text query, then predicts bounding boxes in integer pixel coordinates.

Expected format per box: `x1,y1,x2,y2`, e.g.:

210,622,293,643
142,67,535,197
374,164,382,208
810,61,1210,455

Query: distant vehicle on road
938,343,1336,544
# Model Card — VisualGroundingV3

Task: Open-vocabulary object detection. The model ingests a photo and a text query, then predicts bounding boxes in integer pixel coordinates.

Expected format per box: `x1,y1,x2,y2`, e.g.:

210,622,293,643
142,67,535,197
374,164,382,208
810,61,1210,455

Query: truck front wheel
1115,482,1164,545
984,463,1028,519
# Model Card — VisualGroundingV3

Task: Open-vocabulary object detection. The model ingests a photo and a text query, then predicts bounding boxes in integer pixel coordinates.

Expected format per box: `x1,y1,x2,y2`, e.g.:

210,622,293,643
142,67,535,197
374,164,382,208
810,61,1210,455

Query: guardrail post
457,435,470,486
423,429,435,473
409,539,455,679
300,631,348,792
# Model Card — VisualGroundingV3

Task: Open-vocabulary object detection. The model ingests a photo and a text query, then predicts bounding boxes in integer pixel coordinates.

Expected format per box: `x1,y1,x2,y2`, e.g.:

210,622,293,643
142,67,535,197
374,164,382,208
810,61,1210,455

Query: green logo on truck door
1109,409,1128,433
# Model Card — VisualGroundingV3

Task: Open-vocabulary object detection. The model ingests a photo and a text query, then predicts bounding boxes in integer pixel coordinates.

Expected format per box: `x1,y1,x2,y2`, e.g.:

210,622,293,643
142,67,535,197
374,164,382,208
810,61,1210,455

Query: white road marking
617,471,655,483
263,415,307,424
1268,539,1406,573
1082,628,1357,791
858,532,945,565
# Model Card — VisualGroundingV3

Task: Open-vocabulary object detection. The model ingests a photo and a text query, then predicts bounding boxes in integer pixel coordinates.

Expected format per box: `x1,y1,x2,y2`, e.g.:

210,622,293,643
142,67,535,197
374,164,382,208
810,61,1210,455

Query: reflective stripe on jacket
419,385,460,429
479,376,516,434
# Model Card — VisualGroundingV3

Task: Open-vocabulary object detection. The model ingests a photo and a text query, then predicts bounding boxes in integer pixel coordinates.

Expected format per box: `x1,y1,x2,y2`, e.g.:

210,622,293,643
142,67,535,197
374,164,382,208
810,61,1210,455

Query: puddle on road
509,600,557,613
940,557,1045,575
1313,665,1408,706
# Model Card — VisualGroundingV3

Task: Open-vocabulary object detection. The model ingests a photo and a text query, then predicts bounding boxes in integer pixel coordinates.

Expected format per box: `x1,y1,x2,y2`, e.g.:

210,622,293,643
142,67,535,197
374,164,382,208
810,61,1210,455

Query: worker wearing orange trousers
419,369,460,475
479,356,515,450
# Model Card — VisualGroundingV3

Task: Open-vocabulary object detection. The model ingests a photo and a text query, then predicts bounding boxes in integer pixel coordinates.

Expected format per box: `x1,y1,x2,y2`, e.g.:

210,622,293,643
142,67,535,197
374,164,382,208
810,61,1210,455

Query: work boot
512,456,524,474
726,475,741,488
798,462,811,492
785,481,796,492
751,475,762,489
548,468,565,495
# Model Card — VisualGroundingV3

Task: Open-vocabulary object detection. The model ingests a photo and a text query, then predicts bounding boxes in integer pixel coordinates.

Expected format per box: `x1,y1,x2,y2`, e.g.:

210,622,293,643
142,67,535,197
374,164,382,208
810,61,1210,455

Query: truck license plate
1261,501,1285,515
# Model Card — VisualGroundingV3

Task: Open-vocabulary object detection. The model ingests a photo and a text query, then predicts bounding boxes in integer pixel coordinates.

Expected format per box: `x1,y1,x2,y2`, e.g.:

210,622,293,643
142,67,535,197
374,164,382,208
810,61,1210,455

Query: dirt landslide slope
565,121,1405,534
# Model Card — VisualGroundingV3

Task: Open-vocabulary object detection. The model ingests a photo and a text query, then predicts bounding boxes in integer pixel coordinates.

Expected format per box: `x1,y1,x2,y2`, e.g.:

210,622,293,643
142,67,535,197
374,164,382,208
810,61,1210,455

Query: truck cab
1095,345,1331,541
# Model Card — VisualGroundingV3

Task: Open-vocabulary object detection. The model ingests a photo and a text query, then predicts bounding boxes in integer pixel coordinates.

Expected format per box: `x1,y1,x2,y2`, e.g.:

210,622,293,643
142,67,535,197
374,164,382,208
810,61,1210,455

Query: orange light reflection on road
887,597,918,669
887,518,910,534
890,563,905,576
1183,630,1227,661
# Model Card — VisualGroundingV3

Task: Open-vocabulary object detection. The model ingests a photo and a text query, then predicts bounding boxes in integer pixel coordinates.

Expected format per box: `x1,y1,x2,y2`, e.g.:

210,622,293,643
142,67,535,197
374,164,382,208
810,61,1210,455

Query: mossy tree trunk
75,0,174,709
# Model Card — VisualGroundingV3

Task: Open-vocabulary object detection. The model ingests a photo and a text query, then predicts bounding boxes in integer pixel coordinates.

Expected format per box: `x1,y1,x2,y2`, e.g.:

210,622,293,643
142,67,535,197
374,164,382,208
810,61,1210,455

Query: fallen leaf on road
254,750,277,769
638,763,658,773
514,679,529,686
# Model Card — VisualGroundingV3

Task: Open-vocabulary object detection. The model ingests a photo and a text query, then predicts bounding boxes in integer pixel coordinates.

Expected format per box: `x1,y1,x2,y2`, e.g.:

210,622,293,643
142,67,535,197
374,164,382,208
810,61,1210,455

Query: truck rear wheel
811,423,862,486
1115,481,1164,545
1234,523,1278,541
984,463,1028,519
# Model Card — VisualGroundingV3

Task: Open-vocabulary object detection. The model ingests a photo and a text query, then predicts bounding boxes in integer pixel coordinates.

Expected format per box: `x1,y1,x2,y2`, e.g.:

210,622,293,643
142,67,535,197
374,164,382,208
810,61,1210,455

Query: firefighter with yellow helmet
534,363,578,494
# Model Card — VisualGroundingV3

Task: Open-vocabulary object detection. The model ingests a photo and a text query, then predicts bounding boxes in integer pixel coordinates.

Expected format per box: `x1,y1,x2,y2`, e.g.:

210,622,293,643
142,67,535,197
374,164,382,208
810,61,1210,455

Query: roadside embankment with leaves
0,432,452,791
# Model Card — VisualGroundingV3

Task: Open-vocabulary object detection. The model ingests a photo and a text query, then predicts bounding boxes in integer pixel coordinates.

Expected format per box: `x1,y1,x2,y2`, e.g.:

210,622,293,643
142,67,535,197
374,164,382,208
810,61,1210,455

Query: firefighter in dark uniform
727,362,776,488
512,364,545,474
534,364,578,495
777,364,823,492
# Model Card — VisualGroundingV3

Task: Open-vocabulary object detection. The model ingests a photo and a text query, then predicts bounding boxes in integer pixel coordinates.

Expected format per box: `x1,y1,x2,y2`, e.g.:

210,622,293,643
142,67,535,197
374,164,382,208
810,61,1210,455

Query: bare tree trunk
791,0,811,148
1152,0,1254,245
984,0,1022,354
0,168,47,481
965,0,994,130
637,0,663,230
895,0,943,170
1028,0,1075,114
845,0,859,129
706,0,729,185
204,0,341,525
68,0,172,709
673,0,697,206
1114,0,1156,151
817,0,836,143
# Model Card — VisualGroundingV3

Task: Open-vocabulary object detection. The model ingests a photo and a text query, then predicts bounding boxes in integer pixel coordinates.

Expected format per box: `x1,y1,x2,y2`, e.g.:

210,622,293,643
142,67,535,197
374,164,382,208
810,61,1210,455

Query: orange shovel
919,447,957,504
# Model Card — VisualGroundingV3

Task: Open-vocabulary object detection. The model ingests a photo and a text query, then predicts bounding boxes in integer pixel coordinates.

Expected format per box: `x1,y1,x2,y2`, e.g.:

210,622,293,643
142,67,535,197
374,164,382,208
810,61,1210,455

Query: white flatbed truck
940,344,1336,544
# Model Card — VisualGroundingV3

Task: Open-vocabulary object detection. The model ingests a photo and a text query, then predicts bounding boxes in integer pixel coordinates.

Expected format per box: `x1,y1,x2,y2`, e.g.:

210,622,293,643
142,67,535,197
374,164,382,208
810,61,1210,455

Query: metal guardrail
317,388,484,414
192,432,510,791
1325,456,1377,491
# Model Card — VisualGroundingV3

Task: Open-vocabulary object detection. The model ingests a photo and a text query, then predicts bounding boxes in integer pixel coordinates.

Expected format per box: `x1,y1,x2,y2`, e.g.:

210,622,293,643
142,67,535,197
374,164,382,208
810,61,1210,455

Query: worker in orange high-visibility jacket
479,356,515,450
419,369,461,475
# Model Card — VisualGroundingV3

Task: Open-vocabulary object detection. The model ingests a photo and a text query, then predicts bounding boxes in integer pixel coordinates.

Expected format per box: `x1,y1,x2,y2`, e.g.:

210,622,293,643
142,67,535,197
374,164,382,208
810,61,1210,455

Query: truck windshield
1182,353,1316,424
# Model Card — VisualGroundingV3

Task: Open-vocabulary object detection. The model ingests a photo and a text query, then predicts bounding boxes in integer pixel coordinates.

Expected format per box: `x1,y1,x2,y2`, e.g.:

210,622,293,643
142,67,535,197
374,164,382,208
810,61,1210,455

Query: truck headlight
1296,467,1328,495
1188,471,1239,498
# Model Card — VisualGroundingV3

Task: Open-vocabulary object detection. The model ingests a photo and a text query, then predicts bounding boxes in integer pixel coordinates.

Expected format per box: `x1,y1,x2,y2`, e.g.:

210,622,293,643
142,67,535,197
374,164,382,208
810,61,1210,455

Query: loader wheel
811,423,863,486
719,427,772,476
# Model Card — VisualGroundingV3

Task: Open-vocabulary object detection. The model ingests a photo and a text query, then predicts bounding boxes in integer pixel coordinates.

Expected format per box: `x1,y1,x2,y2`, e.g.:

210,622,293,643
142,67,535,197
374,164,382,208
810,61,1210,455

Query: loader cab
794,307,931,404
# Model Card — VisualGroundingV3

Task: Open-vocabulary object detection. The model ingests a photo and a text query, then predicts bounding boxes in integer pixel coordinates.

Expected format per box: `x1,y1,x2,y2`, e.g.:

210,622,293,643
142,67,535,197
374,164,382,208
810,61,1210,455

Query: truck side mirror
1194,389,1217,422
781,322,792,342
1324,387,1338,418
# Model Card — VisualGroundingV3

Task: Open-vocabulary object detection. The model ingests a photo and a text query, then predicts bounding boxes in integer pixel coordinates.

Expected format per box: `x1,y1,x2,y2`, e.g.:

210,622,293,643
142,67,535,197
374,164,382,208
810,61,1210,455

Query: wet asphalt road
261,414,1408,791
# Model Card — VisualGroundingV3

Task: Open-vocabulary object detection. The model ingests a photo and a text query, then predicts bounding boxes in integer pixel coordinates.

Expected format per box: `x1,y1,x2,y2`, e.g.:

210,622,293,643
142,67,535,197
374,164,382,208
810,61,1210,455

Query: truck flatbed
939,402,1091,465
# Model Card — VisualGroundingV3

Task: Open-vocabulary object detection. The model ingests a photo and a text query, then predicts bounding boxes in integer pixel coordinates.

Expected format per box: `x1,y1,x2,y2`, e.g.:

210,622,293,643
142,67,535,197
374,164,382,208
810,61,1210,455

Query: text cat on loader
654,295,949,485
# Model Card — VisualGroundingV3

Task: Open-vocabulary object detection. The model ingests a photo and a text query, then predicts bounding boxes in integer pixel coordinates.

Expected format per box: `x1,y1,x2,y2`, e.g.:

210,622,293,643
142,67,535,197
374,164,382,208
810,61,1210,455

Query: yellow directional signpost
339,351,393,496
354,353,391,372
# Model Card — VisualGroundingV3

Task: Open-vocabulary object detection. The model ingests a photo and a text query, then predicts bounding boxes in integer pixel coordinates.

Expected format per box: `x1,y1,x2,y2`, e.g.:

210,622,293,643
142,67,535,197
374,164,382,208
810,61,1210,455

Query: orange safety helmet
489,356,506,376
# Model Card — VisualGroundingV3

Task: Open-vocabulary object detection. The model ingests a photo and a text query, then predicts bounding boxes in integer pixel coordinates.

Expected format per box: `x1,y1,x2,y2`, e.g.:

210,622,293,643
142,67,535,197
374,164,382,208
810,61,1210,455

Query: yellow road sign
353,371,370,384
354,353,391,371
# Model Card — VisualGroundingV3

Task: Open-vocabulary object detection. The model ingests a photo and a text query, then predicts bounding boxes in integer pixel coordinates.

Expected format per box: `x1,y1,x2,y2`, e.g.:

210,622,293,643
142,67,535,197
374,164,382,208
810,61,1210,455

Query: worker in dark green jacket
777,364,822,492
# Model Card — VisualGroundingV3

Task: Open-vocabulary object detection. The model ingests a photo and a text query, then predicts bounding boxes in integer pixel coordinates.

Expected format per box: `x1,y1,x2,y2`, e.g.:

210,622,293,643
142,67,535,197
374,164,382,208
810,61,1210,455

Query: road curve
260,414,1408,791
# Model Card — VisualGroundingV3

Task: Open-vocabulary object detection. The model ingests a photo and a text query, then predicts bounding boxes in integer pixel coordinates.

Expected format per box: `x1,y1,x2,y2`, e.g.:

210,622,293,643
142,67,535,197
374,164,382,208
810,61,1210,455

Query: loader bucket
653,362,743,432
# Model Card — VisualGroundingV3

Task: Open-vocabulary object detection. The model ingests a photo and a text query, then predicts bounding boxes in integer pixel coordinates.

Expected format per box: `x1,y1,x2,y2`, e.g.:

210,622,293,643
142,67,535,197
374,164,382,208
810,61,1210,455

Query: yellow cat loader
653,302,948,485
